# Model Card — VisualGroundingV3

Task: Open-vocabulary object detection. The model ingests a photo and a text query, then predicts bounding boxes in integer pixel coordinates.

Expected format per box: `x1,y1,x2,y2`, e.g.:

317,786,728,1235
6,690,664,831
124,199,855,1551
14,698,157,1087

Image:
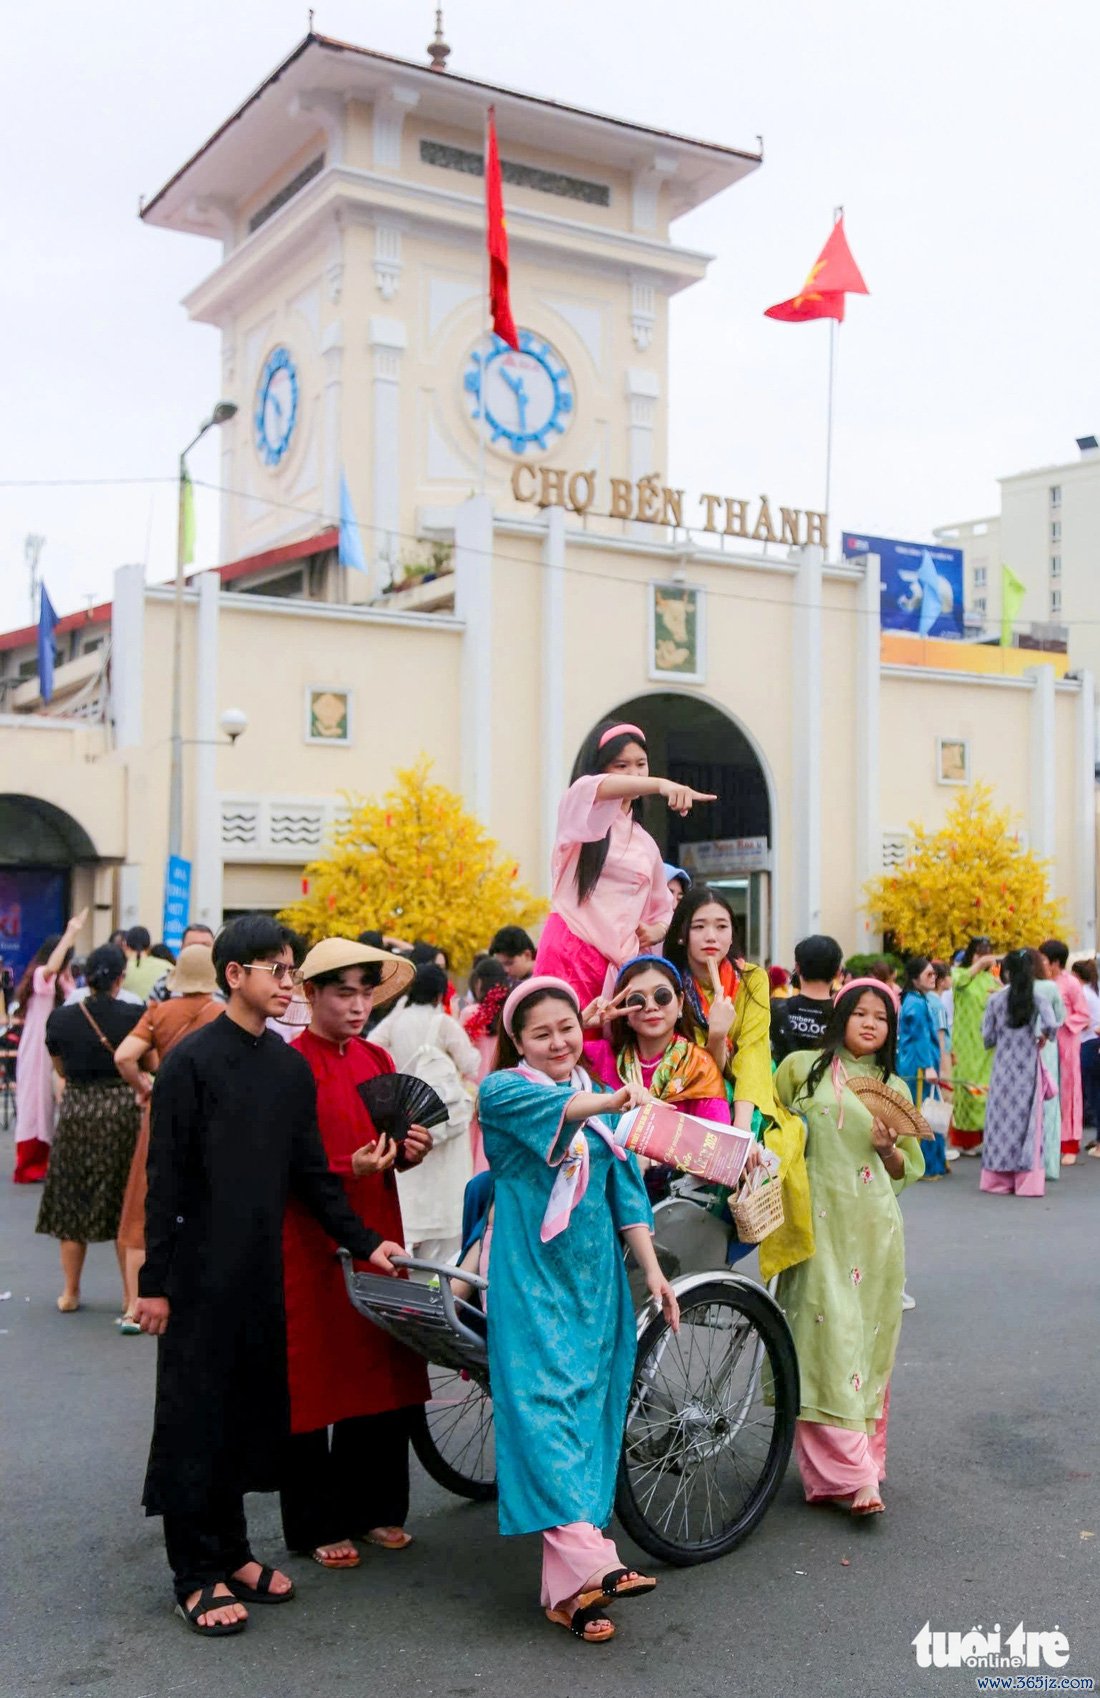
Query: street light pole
166,403,237,863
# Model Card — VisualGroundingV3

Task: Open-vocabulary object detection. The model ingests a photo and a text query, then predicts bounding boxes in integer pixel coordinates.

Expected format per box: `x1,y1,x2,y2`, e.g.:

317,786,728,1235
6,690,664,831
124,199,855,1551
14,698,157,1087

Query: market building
0,28,1095,975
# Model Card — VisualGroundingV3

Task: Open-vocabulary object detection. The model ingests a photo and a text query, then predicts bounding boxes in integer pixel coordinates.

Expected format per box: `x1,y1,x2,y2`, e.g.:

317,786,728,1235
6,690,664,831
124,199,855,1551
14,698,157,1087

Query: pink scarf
514,1062,627,1242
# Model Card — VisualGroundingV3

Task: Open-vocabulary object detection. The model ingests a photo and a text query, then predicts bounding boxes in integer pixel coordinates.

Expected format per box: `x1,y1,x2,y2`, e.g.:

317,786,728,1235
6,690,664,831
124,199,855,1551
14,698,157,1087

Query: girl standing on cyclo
533,721,714,1007
476,976,678,1645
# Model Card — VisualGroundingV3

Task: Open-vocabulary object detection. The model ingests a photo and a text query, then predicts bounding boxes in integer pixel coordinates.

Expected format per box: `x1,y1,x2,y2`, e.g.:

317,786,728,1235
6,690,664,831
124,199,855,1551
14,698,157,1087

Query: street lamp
167,402,238,861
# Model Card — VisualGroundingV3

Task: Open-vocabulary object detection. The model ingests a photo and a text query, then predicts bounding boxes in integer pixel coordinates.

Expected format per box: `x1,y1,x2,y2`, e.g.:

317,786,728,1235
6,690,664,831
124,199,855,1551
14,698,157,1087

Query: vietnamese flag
765,215,869,323
485,108,519,349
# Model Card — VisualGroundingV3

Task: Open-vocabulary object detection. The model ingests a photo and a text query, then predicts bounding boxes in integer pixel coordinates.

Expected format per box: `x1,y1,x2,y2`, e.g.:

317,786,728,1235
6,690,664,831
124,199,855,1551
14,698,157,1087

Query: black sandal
175,1583,248,1636
545,1590,616,1642
601,1566,658,1601
226,1564,296,1605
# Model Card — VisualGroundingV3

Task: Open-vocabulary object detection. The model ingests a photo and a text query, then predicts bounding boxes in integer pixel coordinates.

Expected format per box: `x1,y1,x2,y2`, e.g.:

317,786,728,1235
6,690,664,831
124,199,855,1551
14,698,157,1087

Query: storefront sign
512,465,828,549
679,836,770,876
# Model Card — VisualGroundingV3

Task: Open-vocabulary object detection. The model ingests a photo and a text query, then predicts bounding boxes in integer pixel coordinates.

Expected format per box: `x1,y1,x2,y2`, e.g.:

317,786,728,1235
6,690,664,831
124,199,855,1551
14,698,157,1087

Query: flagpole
823,205,842,550
478,109,491,499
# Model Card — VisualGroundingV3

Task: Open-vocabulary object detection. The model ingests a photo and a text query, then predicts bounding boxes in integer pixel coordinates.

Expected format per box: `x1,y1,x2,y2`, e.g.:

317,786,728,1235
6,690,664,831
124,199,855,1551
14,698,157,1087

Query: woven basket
845,1074,932,1142
730,1167,785,1245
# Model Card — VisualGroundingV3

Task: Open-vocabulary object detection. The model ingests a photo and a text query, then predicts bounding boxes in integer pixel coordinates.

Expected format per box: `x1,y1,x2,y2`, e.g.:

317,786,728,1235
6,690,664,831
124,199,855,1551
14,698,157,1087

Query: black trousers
163,1494,252,1603
279,1406,415,1553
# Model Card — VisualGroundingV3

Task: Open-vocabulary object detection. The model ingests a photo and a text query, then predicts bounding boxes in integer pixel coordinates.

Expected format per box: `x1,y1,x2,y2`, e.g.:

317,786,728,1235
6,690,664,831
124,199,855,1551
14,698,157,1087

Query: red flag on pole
764,215,869,323
485,108,519,349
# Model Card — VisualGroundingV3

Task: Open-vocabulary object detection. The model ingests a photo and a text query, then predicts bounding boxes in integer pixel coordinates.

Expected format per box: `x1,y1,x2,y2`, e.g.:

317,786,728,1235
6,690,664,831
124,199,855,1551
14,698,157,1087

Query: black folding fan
357,1073,450,1141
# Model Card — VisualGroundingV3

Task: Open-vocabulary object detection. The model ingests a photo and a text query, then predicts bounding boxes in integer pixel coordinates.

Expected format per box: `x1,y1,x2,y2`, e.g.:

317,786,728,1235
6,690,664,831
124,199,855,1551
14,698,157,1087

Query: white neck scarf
514,1063,627,1241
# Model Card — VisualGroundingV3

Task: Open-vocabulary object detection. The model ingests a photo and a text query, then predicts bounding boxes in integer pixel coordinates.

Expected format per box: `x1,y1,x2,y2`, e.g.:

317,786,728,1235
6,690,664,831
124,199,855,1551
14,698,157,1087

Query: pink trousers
533,914,616,1009
540,1522,621,1610
794,1384,891,1501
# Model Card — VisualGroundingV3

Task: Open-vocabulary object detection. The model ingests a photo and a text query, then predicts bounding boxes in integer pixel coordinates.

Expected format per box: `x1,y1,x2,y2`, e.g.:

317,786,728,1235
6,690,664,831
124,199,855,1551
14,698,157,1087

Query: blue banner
842,532,965,638
162,856,192,953
0,868,68,986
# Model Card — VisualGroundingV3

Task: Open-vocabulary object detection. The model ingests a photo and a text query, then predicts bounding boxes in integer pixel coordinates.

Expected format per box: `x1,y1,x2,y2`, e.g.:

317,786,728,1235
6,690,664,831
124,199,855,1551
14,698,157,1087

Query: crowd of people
4,717,1097,1647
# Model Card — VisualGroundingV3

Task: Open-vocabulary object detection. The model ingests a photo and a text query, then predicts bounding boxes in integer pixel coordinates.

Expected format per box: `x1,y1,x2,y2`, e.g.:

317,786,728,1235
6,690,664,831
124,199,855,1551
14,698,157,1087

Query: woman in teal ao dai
476,975,678,1646
775,978,924,1517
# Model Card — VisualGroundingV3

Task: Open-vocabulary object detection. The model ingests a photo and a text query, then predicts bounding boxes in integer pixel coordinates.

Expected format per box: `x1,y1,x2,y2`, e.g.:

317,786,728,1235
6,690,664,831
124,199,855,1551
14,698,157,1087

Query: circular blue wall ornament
463,330,574,455
254,346,299,467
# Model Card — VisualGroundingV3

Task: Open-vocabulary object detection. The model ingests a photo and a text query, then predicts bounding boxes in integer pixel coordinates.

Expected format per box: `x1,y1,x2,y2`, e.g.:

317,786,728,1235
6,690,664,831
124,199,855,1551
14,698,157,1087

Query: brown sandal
312,1544,361,1569
364,1527,413,1550
545,1589,616,1643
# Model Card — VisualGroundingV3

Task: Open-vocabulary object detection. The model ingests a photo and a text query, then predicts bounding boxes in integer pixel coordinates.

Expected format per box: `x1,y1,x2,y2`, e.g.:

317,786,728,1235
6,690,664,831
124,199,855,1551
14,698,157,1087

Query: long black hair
1000,947,1036,1029
901,955,932,999
961,935,993,968
799,982,899,1106
571,720,648,904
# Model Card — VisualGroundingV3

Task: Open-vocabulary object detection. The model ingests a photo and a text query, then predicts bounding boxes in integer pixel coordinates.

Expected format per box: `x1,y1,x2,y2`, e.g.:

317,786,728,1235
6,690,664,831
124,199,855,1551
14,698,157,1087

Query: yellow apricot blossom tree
863,783,1064,958
278,758,543,971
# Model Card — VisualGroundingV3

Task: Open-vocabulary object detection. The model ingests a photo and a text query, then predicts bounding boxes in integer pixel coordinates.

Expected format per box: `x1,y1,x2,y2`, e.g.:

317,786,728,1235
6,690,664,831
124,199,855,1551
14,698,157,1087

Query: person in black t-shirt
770,934,843,1063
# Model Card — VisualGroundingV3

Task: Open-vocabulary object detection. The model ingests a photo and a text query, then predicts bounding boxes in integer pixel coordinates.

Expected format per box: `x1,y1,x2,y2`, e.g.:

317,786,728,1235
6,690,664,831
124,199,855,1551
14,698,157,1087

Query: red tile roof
0,528,340,651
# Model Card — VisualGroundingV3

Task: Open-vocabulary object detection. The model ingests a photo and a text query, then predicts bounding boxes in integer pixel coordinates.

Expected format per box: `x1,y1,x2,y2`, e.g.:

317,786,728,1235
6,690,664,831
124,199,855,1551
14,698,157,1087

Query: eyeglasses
241,961,303,986
623,987,677,1011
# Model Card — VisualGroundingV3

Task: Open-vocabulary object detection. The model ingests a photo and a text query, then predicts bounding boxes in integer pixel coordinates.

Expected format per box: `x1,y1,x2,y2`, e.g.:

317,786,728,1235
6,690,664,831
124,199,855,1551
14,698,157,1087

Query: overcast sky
4,0,1097,631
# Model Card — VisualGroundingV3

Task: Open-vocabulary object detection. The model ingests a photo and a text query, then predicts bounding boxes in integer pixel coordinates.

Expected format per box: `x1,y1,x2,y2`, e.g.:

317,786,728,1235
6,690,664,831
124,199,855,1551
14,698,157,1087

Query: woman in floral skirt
775,978,924,1516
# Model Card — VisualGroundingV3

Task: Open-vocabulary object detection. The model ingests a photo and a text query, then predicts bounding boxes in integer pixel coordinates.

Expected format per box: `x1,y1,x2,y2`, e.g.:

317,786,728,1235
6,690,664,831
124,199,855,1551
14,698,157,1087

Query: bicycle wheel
615,1277,798,1566
410,1363,497,1502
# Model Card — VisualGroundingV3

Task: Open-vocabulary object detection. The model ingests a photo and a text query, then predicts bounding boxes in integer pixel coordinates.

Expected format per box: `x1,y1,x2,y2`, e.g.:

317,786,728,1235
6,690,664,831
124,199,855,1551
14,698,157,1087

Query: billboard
842,532,965,639
0,868,68,987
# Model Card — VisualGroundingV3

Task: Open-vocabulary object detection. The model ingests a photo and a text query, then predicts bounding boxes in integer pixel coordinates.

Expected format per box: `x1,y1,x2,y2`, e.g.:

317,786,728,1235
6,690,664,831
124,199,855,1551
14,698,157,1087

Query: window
1050,485,1061,507
974,595,987,614
1051,555,1062,578
1051,588,1062,615
1051,519,1061,541
973,566,987,587
419,139,611,206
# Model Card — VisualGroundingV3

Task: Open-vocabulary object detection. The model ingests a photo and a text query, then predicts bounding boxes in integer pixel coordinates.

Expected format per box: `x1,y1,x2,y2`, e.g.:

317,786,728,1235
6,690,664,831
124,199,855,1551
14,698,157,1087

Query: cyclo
340,1172,799,1567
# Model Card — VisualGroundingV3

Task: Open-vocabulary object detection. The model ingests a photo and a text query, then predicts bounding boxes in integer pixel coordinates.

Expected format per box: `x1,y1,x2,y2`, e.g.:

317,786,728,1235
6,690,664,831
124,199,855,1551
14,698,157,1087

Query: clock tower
142,31,759,593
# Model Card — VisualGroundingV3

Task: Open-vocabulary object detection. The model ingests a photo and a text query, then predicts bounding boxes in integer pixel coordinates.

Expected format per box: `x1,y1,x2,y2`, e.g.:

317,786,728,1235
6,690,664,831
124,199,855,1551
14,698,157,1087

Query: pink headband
598,722,645,750
502,975,580,1039
841,976,901,1014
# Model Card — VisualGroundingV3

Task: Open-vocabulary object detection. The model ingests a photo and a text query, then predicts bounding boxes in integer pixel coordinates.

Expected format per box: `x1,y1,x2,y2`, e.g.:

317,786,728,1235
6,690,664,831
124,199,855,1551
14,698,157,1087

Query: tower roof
141,31,761,237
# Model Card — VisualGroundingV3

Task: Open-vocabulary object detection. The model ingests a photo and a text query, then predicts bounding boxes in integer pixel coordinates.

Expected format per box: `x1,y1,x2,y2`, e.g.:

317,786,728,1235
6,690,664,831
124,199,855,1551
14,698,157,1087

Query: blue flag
339,469,368,574
37,585,58,703
916,550,943,636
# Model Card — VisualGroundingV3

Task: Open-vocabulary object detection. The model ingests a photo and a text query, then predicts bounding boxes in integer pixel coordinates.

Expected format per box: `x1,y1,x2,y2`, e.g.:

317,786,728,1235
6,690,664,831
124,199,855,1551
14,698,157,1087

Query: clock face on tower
463,330,574,455
254,346,299,467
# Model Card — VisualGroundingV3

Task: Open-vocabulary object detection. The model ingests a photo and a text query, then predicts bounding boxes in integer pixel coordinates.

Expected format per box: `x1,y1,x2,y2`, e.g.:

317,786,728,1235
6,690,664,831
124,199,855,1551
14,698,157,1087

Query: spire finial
427,6,450,72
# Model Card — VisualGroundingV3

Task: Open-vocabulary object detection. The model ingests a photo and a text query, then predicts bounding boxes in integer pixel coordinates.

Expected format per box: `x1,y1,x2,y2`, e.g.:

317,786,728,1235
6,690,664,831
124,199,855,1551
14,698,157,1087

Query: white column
193,571,223,929
321,316,343,527
625,368,659,541
790,544,824,940
1027,663,1057,861
454,496,494,823
110,562,145,748
854,552,881,938
541,505,567,882
1076,669,1096,949
368,316,407,595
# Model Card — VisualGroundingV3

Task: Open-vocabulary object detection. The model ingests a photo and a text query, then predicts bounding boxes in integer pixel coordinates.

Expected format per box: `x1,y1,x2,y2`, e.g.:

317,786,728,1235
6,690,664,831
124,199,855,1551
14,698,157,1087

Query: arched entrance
572,694,777,961
0,795,99,984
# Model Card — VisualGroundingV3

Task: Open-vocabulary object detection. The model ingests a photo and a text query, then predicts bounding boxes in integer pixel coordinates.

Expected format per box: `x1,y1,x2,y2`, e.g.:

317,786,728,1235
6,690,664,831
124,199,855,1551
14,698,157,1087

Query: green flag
1000,563,1025,647
178,465,196,567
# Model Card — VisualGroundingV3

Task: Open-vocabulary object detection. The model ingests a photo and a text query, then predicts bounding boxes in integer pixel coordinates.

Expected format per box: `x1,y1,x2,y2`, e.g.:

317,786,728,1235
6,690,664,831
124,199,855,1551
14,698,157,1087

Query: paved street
2,1155,1098,1698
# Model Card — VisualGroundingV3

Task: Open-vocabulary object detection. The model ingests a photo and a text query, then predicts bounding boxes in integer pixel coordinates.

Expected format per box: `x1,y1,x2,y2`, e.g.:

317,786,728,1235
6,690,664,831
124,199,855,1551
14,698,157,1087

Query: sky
4,0,1099,632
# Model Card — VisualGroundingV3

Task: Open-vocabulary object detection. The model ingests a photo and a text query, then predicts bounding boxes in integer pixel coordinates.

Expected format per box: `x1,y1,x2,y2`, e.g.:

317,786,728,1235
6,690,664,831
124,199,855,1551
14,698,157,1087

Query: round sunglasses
622,986,678,1011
